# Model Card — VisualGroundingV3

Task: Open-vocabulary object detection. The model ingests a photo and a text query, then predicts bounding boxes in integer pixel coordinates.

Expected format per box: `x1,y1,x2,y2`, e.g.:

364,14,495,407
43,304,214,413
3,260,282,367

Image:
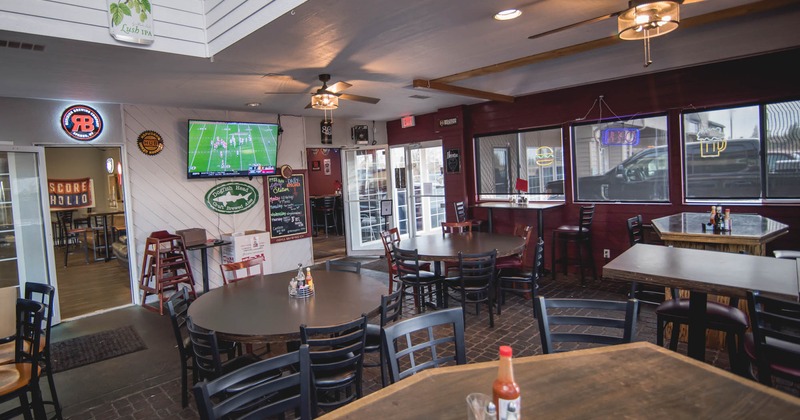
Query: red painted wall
387,48,800,270
305,148,342,196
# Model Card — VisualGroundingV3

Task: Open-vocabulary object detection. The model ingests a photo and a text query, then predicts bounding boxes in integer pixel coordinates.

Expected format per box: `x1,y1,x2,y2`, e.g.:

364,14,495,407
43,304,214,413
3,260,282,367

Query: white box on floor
221,230,270,273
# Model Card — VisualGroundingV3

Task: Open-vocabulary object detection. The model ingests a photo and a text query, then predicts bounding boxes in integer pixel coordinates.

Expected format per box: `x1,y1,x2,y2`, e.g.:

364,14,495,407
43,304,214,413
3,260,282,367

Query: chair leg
657,316,665,347
668,322,680,351
576,238,585,286
44,355,63,419
19,393,32,420
180,359,189,408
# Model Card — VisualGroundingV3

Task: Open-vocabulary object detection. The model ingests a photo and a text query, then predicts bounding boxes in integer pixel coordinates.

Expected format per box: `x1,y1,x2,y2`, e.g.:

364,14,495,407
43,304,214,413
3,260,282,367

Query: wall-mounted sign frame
205,182,259,214
107,0,155,45
61,105,103,141
380,200,393,217
321,120,333,144
265,171,311,243
446,148,461,174
137,130,164,155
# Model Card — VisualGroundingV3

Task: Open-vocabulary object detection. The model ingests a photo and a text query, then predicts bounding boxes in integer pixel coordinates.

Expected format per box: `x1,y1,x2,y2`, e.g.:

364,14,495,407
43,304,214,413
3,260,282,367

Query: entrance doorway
45,146,131,319
390,141,445,238
306,147,346,263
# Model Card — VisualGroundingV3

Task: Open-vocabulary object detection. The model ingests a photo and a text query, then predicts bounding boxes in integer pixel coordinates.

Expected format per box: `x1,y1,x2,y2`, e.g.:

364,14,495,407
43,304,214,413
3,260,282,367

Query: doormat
50,325,147,373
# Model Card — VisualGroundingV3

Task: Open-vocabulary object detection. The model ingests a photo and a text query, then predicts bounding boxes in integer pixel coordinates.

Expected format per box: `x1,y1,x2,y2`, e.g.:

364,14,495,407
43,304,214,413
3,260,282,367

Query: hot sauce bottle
493,345,520,419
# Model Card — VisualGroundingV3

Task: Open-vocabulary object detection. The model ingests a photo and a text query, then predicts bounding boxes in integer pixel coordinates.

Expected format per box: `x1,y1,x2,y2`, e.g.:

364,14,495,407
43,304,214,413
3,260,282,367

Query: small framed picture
446,148,461,174
311,161,321,171
323,159,331,175
380,200,393,217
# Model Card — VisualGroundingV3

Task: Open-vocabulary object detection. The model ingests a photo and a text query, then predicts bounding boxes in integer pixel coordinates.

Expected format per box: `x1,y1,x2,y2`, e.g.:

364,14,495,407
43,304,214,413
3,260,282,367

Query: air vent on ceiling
408,94,431,100
0,40,45,52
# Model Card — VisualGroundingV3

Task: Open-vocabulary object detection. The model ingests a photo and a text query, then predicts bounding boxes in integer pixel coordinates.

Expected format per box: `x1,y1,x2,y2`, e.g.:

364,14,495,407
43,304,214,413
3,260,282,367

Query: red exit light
401,115,415,128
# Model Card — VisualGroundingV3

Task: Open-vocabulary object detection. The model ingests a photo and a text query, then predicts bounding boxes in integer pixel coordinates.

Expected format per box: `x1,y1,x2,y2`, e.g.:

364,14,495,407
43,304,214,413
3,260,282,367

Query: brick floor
63,263,798,419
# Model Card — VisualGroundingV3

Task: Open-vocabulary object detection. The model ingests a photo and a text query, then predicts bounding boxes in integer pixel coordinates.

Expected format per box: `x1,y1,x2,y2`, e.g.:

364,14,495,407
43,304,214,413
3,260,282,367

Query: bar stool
551,204,596,285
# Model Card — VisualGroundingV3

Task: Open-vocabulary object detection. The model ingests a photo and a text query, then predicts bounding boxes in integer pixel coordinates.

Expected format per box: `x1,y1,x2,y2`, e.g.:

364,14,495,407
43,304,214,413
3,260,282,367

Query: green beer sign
205,182,259,214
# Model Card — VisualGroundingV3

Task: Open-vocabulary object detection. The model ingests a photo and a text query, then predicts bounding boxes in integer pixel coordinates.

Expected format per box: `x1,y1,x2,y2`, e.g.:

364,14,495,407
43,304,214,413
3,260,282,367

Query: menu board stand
264,172,311,243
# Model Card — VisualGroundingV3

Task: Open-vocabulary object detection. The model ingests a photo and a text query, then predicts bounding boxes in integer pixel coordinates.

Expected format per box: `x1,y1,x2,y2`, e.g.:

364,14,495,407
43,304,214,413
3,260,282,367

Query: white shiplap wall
204,0,307,56
122,104,312,297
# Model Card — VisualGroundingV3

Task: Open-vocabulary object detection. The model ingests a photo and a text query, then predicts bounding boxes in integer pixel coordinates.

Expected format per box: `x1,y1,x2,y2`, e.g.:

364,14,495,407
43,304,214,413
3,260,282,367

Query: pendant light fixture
618,1,680,67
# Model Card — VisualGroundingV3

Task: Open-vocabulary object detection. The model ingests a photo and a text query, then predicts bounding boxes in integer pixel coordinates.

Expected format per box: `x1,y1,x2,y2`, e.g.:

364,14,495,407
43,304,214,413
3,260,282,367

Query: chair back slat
380,289,404,326
454,201,468,223
441,221,472,234
381,307,466,384
534,297,638,354
579,205,596,232
186,317,224,381
747,290,800,385
626,215,645,246
220,257,265,284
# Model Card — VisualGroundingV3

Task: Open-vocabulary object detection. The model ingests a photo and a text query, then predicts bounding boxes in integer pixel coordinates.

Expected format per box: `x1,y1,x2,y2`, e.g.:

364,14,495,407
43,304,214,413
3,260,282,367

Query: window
683,100,800,200
572,115,669,202
475,127,563,201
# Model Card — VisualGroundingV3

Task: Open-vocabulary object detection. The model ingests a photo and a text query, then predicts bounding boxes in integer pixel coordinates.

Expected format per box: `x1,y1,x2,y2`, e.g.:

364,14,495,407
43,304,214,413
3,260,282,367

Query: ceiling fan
304,74,380,109
527,0,704,41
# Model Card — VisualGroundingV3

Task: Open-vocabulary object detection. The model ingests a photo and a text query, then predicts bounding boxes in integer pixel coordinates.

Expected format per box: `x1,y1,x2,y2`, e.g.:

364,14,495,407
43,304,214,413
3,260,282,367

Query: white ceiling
1,0,799,122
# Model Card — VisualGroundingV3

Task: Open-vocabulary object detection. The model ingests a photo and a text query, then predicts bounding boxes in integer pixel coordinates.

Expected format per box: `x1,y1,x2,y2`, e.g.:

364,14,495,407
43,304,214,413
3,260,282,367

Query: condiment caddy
289,264,315,298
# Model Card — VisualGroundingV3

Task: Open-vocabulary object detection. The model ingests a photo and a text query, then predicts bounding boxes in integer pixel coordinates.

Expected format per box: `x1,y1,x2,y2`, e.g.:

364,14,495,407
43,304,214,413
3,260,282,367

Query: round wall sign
205,182,259,214
137,130,164,155
61,104,103,141
280,164,293,179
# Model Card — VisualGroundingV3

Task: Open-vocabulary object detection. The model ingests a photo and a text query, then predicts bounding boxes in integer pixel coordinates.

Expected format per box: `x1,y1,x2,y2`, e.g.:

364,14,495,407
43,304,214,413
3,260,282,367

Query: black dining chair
364,289,403,387
496,238,544,318
24,283,61,419
444,250,497,327
300,314,368,417
535,296,638,354
0,299,47,420
551,204,597,285
745,290,800,386
381,307,466,385
193,345,313,420
393,247,442,314
186,317,265,385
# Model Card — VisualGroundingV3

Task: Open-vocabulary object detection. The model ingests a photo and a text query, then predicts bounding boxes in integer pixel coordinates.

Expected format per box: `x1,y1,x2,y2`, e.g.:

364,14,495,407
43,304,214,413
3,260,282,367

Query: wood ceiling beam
412,79,515,103
433,0,799,85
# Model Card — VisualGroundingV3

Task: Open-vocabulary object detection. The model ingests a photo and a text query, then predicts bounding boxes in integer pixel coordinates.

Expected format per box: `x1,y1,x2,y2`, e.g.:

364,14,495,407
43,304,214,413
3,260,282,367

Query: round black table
187,269,386,343
398,232,525,264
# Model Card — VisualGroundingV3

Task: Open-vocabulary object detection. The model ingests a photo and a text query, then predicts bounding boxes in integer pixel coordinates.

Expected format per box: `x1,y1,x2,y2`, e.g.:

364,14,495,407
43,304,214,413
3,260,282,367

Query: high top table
603,244,800,361
651,212,788,256
320,342,800,419
473,202,564,240
187,269,386,344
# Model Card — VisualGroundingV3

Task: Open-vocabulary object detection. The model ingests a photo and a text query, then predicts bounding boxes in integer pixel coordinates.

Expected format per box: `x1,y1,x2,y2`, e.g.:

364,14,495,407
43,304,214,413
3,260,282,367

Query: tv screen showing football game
187,119,279,179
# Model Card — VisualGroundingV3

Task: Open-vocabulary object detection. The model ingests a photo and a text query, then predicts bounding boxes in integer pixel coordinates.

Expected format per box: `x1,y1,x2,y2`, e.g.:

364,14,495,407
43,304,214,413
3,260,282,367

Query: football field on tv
188,122,278,174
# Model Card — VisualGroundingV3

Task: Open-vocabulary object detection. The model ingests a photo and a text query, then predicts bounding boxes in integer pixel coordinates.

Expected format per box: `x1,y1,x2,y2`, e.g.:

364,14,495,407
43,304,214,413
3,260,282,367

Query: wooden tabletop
187,269,386,343
603,244,799,300
652,212,788,246
321,342,800,419
398,232,525,263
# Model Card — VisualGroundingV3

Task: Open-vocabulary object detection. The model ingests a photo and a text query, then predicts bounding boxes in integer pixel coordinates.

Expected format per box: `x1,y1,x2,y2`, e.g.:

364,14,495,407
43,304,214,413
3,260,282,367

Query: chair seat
553,225,587,235
744,332,800,379
399,270,439,282
495,256,522,270
0,362,40,395
313,366,358,387
364,324,381,351
655,299,748,328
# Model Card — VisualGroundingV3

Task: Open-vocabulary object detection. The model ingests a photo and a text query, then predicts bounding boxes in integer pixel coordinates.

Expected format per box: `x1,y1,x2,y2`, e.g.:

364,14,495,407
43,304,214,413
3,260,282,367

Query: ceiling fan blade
328,81,352,94
528,11,621,40
338,93,380,104
680,0,706,4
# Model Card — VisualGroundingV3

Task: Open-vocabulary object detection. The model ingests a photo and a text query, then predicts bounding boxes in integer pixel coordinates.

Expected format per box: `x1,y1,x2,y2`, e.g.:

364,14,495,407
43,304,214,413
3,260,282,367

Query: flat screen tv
187,119,279,179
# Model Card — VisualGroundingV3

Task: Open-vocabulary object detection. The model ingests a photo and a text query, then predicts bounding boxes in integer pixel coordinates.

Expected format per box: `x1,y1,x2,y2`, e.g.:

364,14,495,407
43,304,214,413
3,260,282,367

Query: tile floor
7,258,794,419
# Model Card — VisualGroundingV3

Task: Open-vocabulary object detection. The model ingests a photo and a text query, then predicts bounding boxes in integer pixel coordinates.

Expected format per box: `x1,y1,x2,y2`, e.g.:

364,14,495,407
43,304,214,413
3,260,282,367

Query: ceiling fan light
312,92,338,110
618,1,679,40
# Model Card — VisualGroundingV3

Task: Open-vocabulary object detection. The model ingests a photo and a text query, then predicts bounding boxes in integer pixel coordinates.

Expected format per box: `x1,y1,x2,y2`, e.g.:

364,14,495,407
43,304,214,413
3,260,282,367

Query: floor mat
50,325,147,373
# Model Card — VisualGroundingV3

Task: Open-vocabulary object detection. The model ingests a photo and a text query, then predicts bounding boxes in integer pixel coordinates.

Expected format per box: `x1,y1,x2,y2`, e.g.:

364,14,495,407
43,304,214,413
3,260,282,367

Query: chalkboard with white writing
265,173,310,243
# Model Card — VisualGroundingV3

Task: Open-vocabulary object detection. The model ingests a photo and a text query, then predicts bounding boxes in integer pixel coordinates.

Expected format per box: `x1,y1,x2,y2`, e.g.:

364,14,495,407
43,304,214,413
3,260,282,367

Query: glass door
390,141,445,237
342,147,389,255
0,145,59,323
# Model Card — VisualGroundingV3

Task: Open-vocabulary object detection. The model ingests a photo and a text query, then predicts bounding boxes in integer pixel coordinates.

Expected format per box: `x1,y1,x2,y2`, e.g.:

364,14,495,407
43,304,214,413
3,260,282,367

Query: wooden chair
551,204,597,285
300,315,368,417
441,221,472,234
496,238,544,317
0,299,46,420
745,290,800,386
444,250,497,327
393,247,442,314
381,307,466,385
326,259,361,273
534,296,638,354
454,201,483,231
219,257,265,284
193,345,312,420
380,229,402,293
364,289,404,387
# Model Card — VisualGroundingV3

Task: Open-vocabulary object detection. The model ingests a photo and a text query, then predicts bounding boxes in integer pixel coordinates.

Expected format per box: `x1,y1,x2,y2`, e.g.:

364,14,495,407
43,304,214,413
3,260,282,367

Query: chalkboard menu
265,173,311,243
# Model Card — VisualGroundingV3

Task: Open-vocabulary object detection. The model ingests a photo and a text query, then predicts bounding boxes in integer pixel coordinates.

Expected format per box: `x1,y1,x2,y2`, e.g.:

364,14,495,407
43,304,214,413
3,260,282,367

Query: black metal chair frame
535,296,638,354
312,196,339,237
551,204,597,285
444,250,497,327
393,247,442,314
364,289,403,388
626,215,665,307
380,307,466,385
746,290,800,386
166,288,198,408
186,317,259,386
193,345,313,420
496,238,544,318
0,299,46,420
325,259,362,274
24,283,62,419
300,314,368,417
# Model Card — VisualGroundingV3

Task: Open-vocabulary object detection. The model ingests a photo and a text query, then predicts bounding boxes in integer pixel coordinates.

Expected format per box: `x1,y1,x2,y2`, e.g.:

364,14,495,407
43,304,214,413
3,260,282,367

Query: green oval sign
205,182,259,214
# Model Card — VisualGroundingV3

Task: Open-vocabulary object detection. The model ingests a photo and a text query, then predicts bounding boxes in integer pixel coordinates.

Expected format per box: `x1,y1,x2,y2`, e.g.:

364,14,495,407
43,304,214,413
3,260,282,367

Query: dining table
319,342,800,419
88,209,125,261
187,269,386,344
398,231,525,276
603,244,800,361
651,212,788,256
473,201,564,240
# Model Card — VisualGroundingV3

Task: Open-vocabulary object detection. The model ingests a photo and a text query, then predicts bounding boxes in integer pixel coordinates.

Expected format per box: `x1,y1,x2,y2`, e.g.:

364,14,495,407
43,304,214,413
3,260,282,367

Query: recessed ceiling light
245,102,261,107
494,9,522,21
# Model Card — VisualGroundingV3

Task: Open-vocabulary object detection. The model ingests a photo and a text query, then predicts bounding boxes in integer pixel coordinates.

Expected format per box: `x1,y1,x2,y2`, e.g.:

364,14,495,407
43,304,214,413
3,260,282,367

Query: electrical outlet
603,249,611,258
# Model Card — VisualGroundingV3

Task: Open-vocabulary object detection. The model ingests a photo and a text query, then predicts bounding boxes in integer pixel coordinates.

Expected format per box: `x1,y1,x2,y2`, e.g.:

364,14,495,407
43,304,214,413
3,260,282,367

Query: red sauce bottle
492,345,520,419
